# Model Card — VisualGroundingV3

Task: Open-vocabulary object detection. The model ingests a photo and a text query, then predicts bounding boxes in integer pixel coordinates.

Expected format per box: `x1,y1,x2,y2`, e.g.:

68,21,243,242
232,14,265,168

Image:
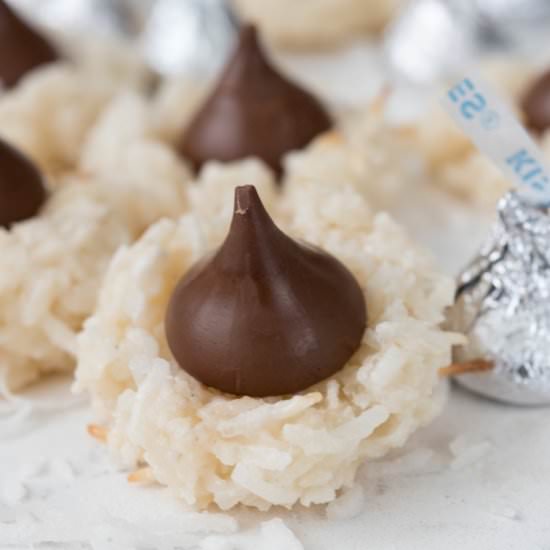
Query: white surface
2,186,548,550
1,43,549,550
2,357,549,549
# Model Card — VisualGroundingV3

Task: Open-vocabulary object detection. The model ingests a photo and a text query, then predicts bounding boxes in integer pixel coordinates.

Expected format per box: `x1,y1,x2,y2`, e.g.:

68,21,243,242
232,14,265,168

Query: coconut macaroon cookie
283,98,414,209
174,25,414,208
0,139,120,390
0,114,189,392
0,4,186,393
77,89,192,233
76,163,460,511
229,0,401,49
0,0,146,182
116,24,412,214
77,24,331,215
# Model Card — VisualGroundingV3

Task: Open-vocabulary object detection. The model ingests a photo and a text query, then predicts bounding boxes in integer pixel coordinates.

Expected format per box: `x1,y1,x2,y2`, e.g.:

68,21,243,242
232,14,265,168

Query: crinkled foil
9,0,238,77
5,0,130,36
384,0,550,85
139,0,237,77
449,192,550,405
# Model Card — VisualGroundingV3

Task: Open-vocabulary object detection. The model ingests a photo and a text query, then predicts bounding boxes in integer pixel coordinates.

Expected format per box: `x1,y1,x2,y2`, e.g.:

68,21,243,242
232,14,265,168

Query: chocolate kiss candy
178,25,332,177
0,138,46,228
0,0,59,89
521,70,550,134
165,185,367,397
450,192,550,405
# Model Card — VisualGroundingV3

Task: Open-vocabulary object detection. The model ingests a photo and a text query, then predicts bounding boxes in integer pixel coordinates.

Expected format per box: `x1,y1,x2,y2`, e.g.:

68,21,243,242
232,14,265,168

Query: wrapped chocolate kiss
165,185,367,397
0,138,46,228
449,192,550,405
178,24,332,176
442,75,550,405
0,0,59,89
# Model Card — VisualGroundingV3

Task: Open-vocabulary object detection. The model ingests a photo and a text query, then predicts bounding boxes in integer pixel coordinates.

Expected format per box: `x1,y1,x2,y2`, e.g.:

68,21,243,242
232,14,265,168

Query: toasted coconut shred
75,159,462,511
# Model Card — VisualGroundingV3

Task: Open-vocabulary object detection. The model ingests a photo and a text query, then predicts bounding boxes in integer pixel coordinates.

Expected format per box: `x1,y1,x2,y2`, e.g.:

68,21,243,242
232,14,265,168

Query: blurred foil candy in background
5,0,135,36
450,192,550,406
7,0,238,77
384,0,550,85
139,0,237,76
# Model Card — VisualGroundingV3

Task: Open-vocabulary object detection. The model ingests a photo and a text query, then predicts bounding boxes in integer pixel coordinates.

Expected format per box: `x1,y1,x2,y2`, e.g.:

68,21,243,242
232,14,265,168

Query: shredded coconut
0,67,202,394
326,485,365,520
284,102,418,210
79,91,191,231
0,183,132,393
153,76,414,213
0,174,188,395
0,38,161,393
0,37,147,181
76,160,461,510
200,518,303,550
449,435,493,471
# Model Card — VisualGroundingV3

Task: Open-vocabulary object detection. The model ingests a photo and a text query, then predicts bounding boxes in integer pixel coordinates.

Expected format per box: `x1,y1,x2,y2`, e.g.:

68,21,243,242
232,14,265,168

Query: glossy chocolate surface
0,0,59,89
165,185,366,397
0,138,46,228
521,70,550,134
178,25,332,176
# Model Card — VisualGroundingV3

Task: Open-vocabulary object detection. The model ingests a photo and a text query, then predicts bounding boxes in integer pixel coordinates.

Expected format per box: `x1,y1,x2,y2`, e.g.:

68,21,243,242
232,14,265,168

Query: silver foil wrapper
139,0,237,77
384,0,550,85
450,192,550,405
8,0,238,78
5,0,131,36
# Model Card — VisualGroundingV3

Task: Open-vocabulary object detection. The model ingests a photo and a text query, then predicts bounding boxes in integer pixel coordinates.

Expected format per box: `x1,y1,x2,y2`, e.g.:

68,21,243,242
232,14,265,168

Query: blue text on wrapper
445,77,550,204
447,78,486,120
507,149,549,193
447,78,500,130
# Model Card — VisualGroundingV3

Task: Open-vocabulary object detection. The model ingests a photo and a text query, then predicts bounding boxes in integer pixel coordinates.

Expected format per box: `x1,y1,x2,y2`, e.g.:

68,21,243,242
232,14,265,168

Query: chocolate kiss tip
0,138,46,228
228,185,276,248
234,184,258,214
0,0,59,89
177,24,332,176
165,184,367,398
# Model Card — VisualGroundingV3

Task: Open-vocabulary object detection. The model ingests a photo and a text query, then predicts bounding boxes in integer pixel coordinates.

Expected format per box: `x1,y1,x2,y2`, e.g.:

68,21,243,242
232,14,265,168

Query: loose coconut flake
200,518,304,550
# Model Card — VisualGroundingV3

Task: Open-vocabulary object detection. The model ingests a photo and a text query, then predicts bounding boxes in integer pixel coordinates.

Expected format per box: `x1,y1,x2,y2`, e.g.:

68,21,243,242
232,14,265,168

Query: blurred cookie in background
229,0,402,50
0,0,148,182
